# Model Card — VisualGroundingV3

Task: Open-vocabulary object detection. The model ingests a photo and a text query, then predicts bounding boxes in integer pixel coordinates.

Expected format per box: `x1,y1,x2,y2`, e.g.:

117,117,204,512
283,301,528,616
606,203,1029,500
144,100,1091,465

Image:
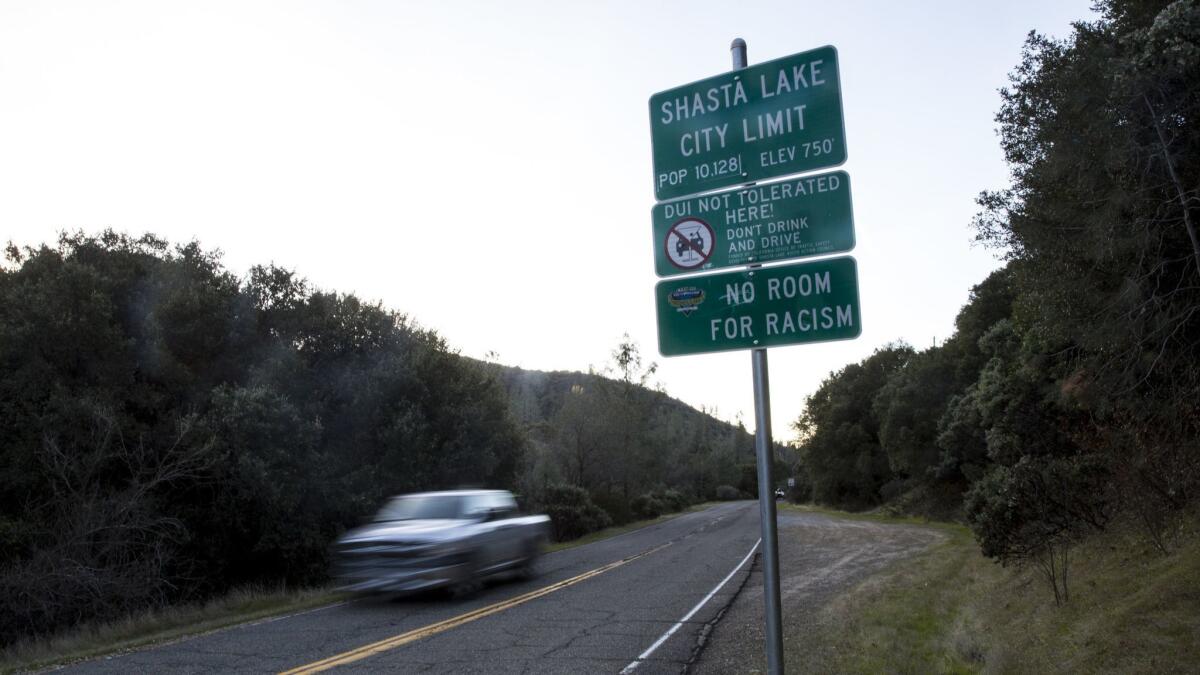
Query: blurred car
331,489,550,595
774,488,785,500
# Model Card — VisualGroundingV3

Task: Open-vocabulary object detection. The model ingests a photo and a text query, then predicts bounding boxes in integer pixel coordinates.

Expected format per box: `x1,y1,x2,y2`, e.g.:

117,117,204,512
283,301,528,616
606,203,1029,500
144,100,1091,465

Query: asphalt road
54,502,761,674
50,502,940,674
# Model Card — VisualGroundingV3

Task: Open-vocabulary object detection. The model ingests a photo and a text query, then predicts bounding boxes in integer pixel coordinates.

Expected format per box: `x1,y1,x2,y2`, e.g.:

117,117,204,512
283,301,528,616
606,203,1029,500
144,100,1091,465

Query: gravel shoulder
690,508,945,674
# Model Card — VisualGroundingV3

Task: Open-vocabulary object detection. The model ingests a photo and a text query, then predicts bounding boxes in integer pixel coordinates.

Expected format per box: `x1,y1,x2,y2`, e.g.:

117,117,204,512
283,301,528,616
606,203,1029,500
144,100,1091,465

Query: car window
463,495,490,517
493,494,517,518
464,493,517,520
374,495,463,521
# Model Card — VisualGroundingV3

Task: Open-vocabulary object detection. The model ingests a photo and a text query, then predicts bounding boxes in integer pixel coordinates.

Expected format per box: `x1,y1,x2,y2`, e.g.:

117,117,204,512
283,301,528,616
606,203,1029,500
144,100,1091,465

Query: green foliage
794,344,912,507
873,348,958,481
656,488,689,512
0,232,524,642
630,493,667,519
965,455,1114,604
793,1,1200,606
494,343,759,525
976,0,1200,418
964,0,1200,599
630,488,689,520
714,485,741,501
538,484,613,542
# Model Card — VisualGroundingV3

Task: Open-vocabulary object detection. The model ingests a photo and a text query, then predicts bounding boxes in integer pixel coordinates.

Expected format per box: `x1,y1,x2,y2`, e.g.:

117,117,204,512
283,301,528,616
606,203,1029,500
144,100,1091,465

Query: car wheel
447,555,482,600
518,543,543,581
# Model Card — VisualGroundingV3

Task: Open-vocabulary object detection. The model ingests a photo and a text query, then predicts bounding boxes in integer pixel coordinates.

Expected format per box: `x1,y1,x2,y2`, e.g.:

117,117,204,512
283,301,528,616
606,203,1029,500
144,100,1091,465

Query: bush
631,494,666,519
788,474,813,503
965,455,1113,605
715,485,740,501
591,490,633,525
631,488,691,520
878,478,909,503
539,484,612,542
657,488,689,512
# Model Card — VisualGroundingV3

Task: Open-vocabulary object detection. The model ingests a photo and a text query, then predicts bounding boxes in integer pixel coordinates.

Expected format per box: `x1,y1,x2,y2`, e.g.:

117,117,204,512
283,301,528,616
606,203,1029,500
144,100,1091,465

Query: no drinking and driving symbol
665,218,715,270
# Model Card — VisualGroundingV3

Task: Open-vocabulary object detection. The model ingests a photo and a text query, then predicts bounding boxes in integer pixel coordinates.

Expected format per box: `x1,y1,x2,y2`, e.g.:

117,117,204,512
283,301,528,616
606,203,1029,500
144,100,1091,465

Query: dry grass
1,585,345,674
789,505,1200,674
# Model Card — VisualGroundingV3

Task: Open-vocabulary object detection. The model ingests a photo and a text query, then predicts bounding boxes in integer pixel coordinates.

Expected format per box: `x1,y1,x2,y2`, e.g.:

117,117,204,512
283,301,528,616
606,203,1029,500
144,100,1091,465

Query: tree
966,455,1113,606
974,0,1200,430
0,231,526,643
873,347,957,482
972,0,1200,552
551,382,604,490
954,320,1115,604
794,344,912,507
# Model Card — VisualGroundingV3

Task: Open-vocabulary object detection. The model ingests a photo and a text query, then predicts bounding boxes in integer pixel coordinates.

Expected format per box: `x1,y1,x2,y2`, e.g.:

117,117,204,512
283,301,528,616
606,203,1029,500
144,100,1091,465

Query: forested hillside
491,359,783,526
0,233,768,644
0,232,527,641
794,0,1199,605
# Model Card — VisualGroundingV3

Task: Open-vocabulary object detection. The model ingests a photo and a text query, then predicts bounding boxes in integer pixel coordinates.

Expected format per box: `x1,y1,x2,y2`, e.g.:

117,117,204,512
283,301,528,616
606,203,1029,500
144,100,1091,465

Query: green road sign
649,45,846,201
655,256,861,356
652,170,854,277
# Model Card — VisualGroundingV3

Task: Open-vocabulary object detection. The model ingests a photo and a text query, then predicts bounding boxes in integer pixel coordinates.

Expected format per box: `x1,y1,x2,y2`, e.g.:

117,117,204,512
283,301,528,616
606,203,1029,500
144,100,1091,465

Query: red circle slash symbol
665,218,714,270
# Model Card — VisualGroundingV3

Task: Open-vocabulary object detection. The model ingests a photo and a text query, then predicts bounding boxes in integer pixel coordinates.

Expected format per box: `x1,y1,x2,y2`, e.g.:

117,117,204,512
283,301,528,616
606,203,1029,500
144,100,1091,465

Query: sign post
733,38,785,675
648,37,858,675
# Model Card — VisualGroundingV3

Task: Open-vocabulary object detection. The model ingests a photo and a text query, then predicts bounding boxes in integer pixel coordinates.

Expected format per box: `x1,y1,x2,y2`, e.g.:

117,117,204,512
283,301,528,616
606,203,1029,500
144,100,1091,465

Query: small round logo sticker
668,286,706,316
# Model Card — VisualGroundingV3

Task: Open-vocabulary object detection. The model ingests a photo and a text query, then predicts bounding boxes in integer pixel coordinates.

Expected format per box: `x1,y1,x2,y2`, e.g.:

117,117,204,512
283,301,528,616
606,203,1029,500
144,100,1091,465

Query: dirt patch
689,510,944,674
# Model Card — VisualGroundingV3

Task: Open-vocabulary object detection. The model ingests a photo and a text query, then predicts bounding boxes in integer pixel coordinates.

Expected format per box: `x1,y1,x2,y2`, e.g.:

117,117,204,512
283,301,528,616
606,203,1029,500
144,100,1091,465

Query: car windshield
374,495,463,522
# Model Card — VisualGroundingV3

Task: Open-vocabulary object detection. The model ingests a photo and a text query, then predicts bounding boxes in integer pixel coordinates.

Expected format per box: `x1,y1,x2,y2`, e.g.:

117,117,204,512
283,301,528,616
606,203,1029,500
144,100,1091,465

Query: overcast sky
0,0,1094,441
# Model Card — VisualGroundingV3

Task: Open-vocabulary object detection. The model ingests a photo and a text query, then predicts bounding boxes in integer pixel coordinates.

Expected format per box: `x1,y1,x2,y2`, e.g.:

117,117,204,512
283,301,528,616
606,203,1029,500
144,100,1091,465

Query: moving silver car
331,489,550,595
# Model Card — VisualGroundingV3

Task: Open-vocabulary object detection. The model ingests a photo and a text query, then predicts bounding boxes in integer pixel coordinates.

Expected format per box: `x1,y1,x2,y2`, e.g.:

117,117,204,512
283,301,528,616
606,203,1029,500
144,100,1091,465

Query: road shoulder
689,506,946,674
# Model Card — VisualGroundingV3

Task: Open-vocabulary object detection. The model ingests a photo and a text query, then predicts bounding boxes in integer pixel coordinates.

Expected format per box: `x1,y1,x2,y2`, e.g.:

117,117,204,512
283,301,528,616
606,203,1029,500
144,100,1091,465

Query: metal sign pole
752,347,784,674
732,37,785,675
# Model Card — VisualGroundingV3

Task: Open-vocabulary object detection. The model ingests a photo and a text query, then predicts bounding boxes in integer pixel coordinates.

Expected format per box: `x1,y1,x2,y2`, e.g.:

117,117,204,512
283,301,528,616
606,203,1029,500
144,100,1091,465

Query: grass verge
1,585,346,675
783,503,1200,674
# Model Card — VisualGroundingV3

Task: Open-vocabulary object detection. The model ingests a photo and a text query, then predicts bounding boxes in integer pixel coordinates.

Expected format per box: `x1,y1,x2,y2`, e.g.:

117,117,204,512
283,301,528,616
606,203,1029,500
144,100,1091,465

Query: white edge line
619,537,761,674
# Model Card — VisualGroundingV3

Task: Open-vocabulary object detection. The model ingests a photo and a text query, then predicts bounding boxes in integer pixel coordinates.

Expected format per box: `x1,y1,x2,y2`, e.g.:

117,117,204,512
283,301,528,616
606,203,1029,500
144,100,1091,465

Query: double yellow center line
280,542,673,674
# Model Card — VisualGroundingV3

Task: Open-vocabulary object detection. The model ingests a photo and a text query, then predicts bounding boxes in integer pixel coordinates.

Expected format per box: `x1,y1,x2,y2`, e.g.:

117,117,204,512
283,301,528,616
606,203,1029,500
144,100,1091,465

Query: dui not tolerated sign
649,45,846,201
655,256,861,356
651,170,854,277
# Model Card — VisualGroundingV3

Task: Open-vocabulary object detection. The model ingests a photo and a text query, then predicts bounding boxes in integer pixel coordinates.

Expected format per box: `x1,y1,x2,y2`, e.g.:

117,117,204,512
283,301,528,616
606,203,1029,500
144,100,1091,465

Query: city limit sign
652,170,854,277
649,45,846,201
655,256,861,356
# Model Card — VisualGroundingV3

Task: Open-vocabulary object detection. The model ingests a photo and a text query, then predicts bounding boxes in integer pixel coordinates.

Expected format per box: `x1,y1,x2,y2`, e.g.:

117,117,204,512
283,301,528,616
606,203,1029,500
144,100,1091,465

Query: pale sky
0,0,1094,441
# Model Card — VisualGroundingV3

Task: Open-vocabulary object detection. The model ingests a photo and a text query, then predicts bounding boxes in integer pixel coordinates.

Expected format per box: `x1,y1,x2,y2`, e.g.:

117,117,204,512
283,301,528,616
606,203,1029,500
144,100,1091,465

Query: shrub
657,488,689,512
715,485,740,501
878,478,909,503
965,455,1113,605
788,474,813,503
539,484,612,542
631,494,666,519
591,490,633,526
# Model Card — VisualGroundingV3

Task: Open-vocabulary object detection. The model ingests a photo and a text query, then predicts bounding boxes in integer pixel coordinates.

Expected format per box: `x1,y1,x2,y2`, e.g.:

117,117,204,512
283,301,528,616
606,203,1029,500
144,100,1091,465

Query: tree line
0,233,765,645
792,0,1199,604
491,348,790,532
